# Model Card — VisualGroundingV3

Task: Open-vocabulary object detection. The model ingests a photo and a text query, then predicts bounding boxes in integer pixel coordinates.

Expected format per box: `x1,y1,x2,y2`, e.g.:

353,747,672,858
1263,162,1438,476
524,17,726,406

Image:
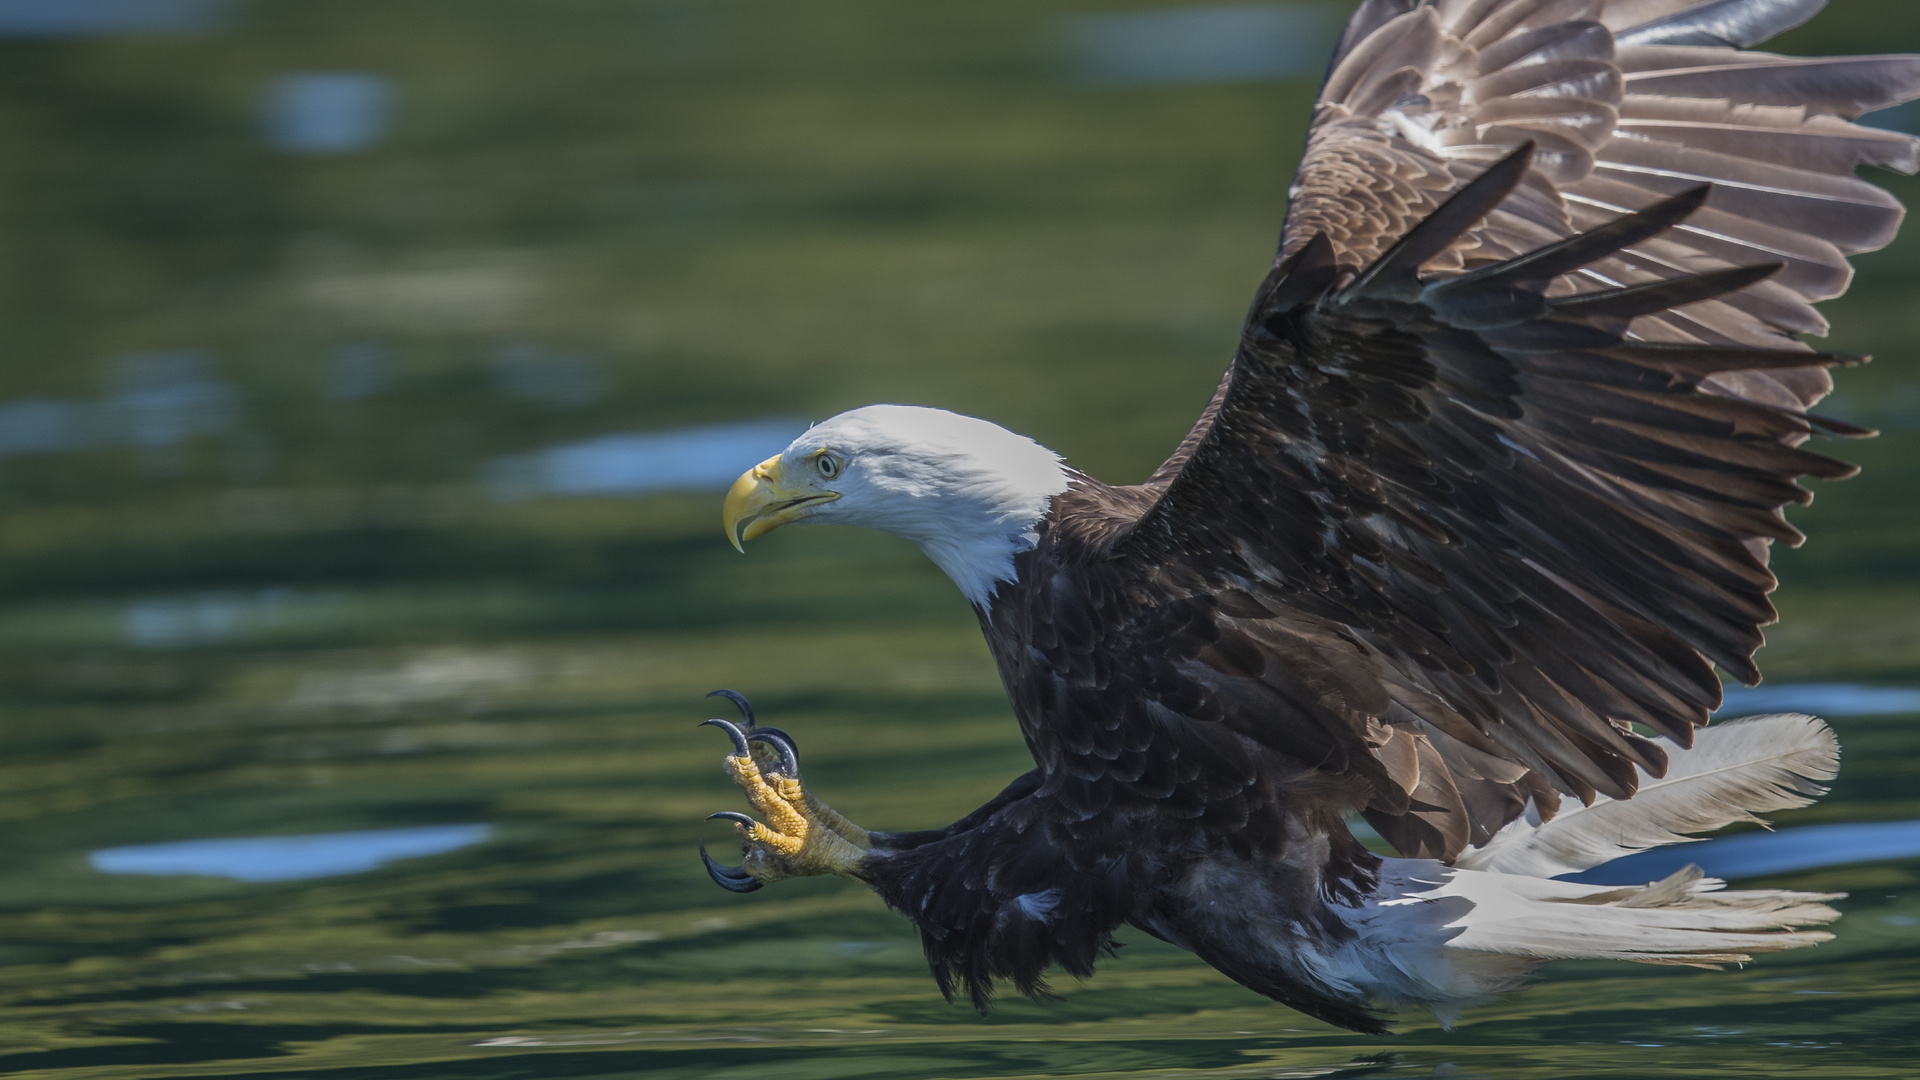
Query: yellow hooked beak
723,454,840,552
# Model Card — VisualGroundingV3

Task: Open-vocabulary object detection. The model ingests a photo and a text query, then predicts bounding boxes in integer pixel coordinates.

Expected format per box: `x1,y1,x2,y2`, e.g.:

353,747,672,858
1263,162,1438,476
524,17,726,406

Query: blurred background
0,2,1916,1077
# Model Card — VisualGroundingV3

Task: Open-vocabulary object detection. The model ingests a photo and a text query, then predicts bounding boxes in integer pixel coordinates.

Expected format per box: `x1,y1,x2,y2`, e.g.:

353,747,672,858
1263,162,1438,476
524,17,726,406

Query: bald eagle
697,0,1919,1032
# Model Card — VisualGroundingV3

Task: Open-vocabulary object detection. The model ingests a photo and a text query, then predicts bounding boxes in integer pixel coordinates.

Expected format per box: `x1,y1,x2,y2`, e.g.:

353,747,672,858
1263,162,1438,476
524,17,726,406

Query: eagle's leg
697,697,870,892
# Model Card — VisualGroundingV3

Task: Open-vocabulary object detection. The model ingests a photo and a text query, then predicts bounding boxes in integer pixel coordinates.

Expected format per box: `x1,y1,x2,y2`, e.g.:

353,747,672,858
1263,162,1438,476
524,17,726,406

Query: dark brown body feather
858,0,1918,1032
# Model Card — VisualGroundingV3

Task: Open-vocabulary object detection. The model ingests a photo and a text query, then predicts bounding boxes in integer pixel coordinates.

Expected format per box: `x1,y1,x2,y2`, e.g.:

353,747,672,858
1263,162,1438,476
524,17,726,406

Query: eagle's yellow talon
699,704,871,891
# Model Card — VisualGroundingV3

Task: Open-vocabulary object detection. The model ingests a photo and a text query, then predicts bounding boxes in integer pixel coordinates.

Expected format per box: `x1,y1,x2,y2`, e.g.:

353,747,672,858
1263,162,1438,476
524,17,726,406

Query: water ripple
90,824,492,883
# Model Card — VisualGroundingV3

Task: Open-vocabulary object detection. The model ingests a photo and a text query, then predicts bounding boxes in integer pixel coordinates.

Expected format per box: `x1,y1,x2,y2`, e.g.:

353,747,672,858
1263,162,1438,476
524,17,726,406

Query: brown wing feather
1280,0,1920,454
1098,159,1891,867
1092,1,1920,858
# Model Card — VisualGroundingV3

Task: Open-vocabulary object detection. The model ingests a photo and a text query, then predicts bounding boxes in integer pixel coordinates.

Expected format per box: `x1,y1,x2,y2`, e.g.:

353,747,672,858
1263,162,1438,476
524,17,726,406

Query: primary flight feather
697,0,1916,1032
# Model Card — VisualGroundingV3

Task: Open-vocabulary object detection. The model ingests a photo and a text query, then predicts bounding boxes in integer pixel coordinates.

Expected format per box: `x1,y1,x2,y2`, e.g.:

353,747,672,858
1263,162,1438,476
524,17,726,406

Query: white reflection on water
91,825,492,882
1060,3,1343,87
486,418,805,500
1569,819,1920,886
1718,683,1920,717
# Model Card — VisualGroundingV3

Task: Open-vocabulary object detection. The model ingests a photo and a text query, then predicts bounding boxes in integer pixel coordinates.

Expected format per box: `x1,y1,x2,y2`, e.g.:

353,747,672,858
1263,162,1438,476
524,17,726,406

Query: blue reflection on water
1568,820,1920,886
122,588,333,648
0,351,235,459
266,73,392,154
1863,101,1920,134
485,418,805,500
0,0,226,37
91,825,491,882
104,351,235,449
0,399,90,454
1060,3,1342,87
1718,683,1920,717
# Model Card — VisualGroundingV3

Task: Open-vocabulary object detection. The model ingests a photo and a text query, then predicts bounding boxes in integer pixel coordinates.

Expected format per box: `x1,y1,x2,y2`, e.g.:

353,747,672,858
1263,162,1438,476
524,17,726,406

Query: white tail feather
1454,713,1839,878
1439,865,1841,967
1323,713,1846,1025
1338,862,1842,1026
1189,714,1847,1028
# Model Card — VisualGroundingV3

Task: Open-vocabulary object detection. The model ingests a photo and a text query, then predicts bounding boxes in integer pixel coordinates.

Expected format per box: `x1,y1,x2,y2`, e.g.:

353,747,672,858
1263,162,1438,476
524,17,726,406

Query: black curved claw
699,842,764,893
700,717,752,758
707,810,759,829
750,724,798,754
706,689,755,729
747,728,800,778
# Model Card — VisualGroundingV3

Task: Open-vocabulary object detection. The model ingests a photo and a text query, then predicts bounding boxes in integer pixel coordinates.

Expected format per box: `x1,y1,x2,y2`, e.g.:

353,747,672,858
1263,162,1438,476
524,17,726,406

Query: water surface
90,825,493,882
0,2,1916,1078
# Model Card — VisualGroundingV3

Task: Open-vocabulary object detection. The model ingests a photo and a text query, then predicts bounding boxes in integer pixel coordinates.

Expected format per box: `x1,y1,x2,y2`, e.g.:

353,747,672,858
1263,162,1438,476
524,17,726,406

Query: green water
1,2,1918,1077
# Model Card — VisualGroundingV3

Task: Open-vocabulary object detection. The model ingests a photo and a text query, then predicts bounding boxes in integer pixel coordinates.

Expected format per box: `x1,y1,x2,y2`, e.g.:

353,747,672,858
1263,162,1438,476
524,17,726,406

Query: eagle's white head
722,405,1070,605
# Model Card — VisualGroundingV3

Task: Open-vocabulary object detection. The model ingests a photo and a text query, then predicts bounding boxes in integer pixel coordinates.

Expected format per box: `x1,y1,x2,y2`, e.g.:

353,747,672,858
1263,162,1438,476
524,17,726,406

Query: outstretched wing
1287,0,1920,395
1117,145,1862,860
1109,0,1920,859
1146,0,1920,498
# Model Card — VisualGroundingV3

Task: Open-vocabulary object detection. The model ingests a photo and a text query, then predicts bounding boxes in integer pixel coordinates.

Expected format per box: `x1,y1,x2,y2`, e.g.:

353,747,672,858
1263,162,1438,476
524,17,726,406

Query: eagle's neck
879,446,1067,608
915,503,1053,608
912,472,1139,606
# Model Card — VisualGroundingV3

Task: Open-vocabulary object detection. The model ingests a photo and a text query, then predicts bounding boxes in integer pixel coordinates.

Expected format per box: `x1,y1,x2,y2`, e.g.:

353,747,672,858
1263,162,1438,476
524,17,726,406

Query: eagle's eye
815,453,842,480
